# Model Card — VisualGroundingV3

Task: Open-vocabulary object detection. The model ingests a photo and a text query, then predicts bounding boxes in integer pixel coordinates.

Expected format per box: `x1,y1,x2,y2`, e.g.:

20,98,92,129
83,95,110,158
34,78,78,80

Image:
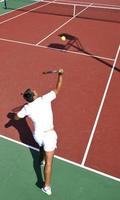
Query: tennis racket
42,70,58,74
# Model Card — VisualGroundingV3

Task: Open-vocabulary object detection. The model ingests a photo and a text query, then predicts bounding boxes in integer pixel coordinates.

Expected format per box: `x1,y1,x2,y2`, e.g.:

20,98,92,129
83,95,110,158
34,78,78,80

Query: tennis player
14,69,64,195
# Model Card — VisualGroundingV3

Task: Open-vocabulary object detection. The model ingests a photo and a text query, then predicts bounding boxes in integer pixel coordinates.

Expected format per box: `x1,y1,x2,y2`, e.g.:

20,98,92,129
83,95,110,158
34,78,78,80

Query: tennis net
3,0,120,23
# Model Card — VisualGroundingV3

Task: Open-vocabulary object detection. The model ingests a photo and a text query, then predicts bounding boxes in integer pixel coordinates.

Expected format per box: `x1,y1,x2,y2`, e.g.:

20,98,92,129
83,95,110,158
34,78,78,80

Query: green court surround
0,137,120,200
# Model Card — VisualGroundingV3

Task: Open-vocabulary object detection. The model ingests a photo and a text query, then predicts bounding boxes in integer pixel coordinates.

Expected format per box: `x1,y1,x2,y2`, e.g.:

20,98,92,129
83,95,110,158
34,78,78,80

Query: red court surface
0,1,120,180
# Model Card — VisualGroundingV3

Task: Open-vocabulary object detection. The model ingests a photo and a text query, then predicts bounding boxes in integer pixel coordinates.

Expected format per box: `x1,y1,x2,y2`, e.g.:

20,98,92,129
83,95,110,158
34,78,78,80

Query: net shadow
48,33,120,73
5,3,120,24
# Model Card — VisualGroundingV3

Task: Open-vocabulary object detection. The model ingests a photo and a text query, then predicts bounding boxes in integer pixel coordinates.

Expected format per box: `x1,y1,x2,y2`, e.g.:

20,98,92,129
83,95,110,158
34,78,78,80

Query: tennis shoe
42,186,52,195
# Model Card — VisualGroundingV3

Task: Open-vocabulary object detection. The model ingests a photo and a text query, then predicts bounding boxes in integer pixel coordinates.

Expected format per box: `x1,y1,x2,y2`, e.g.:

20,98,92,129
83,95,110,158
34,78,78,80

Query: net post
73,4,76,17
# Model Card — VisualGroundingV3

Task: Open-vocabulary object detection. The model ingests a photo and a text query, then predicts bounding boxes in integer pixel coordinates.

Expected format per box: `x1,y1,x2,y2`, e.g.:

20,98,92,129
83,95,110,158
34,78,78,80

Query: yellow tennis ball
61,36,66,41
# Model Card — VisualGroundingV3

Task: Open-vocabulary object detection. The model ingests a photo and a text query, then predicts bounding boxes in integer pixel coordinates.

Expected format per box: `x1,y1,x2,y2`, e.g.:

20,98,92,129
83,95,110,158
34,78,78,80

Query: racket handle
42,70,58,74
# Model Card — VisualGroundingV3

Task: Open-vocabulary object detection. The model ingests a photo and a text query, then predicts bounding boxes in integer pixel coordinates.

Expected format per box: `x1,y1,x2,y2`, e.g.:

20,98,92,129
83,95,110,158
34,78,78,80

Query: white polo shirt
17,90,56,135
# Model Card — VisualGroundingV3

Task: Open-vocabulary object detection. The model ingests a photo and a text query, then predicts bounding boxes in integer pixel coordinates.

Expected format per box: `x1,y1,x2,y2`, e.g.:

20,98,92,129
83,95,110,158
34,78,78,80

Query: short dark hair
22,88,34,102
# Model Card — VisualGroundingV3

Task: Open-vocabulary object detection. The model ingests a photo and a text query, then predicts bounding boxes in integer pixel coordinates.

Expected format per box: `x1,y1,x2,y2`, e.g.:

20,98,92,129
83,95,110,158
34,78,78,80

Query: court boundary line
81,44,120,165
0,134,120,182
0,37,114,61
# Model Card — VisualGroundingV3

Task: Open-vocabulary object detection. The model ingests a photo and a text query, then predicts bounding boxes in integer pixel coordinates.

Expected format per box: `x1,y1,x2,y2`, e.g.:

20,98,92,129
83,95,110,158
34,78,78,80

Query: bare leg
44,150,55,187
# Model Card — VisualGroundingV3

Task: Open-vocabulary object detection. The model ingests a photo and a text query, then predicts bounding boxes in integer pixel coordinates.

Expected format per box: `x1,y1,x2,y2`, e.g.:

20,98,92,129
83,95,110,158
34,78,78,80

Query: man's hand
58,69,64,75
8,112,21,120
54,69,64,95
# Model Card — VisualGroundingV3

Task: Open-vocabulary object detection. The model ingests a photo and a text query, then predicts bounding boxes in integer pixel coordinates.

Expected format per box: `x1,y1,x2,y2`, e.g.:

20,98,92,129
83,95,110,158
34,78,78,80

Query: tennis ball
61,36,66,41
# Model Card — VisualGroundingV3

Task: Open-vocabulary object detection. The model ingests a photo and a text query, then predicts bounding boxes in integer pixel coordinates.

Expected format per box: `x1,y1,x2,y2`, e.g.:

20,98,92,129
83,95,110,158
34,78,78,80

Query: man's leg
39,146,45,164
42,150,55,195
44,150,55,187
42,130,57,195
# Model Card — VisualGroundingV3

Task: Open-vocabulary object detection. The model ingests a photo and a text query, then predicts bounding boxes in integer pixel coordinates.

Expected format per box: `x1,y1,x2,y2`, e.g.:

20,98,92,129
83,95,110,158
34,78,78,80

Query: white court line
36,3,94,45
0,1,54,25
0,134,120,182
0,37,114,61
40,44,114,61
81,44,120,166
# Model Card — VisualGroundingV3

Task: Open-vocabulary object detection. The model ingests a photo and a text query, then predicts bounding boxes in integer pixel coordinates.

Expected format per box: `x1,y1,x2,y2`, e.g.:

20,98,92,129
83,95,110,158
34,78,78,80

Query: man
14,69,64,195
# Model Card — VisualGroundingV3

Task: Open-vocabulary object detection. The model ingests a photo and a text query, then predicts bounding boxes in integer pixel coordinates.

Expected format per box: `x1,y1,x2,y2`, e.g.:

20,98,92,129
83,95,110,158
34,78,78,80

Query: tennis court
0,0,120,199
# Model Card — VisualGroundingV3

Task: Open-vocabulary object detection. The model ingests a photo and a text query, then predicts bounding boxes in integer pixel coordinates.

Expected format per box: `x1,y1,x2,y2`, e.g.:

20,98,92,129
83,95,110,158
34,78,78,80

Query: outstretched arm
54,69,64,95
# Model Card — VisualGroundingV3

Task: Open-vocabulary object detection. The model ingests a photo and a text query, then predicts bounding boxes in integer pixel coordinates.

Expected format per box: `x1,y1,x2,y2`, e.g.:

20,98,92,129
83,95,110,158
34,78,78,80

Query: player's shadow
48,33,120,73
4,112,44,188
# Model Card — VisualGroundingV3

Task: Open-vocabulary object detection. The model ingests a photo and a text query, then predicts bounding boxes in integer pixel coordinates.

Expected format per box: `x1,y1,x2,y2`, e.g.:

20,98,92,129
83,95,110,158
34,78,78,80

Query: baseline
0,134,120,182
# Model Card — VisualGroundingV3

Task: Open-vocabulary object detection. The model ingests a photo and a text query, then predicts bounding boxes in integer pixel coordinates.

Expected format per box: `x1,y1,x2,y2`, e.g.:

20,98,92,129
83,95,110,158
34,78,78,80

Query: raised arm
54,69,64,95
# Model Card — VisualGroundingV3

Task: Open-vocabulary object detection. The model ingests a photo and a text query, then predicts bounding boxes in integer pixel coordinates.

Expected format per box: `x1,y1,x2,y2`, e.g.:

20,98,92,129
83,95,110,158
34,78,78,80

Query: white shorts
33,130,57,152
